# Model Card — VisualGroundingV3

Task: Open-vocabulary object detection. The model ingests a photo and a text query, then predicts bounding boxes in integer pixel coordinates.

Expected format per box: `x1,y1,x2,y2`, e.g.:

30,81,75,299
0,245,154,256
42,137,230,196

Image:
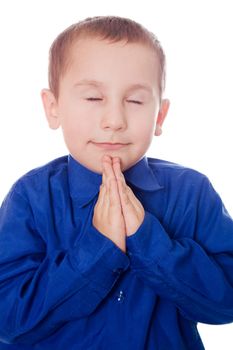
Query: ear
155,99,170,136
41,89,60,129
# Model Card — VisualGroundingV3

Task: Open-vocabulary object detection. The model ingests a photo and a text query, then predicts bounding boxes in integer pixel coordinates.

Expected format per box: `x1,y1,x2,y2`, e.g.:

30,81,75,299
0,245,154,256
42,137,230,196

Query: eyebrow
74,79,153,94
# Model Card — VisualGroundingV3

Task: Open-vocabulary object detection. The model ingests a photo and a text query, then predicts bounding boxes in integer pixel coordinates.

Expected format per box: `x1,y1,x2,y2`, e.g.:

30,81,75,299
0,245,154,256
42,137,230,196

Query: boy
0,15,233,350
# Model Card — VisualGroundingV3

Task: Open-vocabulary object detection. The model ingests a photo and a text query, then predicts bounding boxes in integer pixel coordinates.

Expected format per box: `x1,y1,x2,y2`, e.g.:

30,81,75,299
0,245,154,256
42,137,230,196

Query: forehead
69,37,157,67
63,37,160,90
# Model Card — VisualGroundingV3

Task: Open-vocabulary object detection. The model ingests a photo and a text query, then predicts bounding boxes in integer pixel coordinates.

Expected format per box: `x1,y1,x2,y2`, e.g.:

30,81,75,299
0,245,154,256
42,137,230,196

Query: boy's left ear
155,99,170,136
41,89,60,130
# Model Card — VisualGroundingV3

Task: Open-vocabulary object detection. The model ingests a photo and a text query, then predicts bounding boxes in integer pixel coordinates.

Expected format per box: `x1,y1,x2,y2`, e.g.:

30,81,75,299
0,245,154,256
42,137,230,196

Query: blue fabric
0,154,233,349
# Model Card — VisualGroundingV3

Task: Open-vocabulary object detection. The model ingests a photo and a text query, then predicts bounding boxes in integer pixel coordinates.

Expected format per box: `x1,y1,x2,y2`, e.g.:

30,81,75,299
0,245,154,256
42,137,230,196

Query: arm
126,177,233,324
0,186,129,344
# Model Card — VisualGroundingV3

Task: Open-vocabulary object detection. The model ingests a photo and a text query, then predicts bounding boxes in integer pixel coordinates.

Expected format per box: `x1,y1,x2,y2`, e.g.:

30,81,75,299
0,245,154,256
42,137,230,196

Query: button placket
116,290,125,303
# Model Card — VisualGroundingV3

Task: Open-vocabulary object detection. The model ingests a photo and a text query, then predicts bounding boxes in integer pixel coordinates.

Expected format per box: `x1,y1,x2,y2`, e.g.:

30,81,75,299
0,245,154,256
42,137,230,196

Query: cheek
59,104,89,132
63,121,91,144
132,116,156,140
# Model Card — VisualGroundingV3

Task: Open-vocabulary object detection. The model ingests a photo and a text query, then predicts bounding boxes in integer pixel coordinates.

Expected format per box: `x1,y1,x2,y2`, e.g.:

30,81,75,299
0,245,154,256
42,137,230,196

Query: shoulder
147,157,210,192
147,157,207,179
23,155,68,177
147,157,224,218
9,156,69,199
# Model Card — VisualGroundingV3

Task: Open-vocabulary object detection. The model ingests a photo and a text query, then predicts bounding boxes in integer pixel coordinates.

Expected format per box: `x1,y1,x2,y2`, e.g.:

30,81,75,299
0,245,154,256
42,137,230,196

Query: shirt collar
68,154,163,207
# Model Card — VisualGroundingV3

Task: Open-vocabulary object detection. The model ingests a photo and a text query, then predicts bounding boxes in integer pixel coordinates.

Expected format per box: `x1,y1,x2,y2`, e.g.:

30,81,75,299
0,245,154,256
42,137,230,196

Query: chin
90,164,102,175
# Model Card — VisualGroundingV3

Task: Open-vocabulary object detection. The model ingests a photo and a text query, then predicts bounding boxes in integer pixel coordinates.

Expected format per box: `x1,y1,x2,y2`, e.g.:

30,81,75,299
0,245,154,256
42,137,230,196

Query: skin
93,154,146,252
41,37,170,252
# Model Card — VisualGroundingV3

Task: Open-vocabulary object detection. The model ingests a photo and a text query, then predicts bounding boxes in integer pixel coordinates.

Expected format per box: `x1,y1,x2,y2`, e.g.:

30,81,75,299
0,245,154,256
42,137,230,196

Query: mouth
91,141,130,150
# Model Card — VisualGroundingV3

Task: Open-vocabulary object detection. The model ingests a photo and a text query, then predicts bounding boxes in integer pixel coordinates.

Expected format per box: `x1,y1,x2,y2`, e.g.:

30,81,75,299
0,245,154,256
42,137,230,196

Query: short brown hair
48,16,166,100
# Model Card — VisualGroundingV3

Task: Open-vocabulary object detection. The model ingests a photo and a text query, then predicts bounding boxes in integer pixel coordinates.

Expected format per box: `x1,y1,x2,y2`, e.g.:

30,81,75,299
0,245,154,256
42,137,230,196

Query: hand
112,157,145,236
92,155,126,253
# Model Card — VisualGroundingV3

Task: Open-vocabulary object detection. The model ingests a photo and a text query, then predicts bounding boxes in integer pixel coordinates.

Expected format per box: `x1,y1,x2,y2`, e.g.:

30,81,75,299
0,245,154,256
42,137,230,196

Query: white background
0,0,232,348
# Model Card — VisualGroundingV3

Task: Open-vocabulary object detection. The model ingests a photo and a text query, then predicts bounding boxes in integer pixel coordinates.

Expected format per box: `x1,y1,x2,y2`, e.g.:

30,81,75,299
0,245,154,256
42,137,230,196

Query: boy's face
42,37,169,173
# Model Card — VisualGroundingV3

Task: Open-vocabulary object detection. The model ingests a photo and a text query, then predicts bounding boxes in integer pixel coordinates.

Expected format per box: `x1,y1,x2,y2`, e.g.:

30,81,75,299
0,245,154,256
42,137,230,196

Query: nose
100,101,127,131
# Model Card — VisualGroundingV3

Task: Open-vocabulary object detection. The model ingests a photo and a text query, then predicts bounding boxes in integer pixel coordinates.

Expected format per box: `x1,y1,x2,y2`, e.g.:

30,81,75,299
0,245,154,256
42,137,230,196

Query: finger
102,154,112,164
117,179,131,207
94,184,107,226
102,166,106,186
101,155,111,186
125,185,141,207
112,159,128,202
117,178,142,214
112,157,143,214
112,157,127,188
101,155,110,185
102,154,112,168
111,158,129,199
112,157,129,201
109,177,122,210
124,185,145,216
102,155,117,190
97,183,106,208
103,159,121,207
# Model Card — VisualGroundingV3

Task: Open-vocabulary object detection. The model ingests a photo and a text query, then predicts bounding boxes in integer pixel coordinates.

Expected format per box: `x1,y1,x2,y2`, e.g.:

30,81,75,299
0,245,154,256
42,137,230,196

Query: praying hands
92,155,145,253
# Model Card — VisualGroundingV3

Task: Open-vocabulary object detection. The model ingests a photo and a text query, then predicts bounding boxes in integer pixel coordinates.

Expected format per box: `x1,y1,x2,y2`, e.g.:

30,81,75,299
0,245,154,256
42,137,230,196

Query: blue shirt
0,155,233,350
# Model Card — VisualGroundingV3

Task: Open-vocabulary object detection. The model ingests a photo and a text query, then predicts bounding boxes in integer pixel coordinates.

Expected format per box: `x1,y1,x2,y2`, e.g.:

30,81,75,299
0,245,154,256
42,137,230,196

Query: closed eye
85,98,142,104
127,100,143,105
86,98,103,102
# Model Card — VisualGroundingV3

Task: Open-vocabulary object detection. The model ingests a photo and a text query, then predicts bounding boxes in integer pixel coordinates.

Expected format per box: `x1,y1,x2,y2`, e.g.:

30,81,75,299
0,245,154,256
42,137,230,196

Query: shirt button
117,290,125,303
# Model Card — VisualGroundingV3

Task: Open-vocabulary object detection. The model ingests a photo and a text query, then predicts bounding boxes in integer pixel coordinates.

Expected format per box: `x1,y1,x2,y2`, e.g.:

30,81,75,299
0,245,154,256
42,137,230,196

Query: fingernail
102,155,112,162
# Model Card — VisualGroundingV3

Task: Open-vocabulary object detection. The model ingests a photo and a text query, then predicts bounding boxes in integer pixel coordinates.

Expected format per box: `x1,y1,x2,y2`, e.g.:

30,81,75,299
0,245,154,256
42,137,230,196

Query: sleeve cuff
126,211,172,268
71,223,130,295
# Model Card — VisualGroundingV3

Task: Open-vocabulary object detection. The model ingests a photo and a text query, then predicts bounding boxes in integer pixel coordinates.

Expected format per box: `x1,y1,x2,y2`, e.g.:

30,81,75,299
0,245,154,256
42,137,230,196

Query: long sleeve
0,187,129,345
126,176,233,325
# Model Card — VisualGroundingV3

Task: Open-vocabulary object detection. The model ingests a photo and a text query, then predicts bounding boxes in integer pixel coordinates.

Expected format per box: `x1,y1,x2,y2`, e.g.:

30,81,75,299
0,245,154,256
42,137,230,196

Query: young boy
0,16,232,350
